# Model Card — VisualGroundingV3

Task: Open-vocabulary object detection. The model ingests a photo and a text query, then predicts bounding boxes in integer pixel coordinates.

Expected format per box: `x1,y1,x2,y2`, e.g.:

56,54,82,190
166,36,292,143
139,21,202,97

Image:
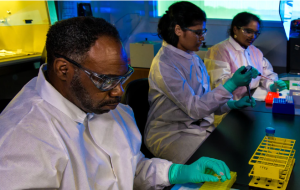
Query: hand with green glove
251,67,259,79
223,66,253,93
227,96,256,109
270,80,287,92
168,157,231,184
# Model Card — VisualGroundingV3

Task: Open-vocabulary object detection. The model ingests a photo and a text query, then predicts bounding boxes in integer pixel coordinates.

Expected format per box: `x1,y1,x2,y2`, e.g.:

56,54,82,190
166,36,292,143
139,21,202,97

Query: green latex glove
223,66,253,93
227,96,256,109
270,80,288,92
168,157,231,184
251,67,259,79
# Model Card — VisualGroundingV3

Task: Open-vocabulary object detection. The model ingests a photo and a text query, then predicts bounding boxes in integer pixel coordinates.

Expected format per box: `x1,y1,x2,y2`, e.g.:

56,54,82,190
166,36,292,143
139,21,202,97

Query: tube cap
266,127,275,134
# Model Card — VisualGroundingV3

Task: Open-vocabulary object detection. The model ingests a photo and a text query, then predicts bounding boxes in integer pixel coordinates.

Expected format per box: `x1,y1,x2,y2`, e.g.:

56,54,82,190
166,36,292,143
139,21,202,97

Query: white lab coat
0,64,172,190
204,36,278,100
145,41,233,164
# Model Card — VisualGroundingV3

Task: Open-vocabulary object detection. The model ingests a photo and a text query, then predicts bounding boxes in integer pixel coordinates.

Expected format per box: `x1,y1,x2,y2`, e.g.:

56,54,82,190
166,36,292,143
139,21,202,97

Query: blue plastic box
272,97,295,115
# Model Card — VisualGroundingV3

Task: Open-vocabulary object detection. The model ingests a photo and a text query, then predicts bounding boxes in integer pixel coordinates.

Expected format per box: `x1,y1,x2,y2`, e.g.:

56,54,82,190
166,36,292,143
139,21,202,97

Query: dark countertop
186,105,300,190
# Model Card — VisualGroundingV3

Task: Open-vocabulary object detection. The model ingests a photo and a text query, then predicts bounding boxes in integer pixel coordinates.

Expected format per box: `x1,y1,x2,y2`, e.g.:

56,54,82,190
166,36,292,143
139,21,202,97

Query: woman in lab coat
145,2,257,164
204,12,287,101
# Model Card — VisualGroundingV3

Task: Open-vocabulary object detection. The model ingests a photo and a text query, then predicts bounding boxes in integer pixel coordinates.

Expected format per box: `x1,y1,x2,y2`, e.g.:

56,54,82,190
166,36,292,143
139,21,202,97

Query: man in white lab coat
0,17,231,190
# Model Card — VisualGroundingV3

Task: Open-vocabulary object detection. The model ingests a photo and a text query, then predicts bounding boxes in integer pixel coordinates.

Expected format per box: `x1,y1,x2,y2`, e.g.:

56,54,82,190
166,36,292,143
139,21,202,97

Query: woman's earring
234,34,237,39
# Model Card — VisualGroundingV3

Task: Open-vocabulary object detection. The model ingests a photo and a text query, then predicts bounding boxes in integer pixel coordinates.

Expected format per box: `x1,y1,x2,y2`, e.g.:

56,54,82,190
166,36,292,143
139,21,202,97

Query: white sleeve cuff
266,81,274,91
223,101,232,112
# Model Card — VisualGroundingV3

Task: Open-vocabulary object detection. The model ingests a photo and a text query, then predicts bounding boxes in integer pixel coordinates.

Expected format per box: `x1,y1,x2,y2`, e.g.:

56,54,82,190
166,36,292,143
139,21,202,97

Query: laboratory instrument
258,73,276,81
241,66,253,103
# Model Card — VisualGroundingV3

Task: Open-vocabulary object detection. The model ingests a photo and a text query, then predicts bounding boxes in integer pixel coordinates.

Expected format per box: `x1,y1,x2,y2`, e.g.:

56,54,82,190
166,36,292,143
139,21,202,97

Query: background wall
157,1,282,21
56,1,290,68
125,18,288,68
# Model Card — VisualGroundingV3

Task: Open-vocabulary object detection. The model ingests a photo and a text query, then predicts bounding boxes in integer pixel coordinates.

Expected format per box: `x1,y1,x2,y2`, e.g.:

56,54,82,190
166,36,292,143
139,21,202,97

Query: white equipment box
130,40,161,68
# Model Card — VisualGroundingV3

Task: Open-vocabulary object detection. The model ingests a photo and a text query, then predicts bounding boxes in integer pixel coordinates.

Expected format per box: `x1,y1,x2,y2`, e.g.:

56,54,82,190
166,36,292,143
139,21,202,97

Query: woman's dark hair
157,1,206,47
229,12,261,37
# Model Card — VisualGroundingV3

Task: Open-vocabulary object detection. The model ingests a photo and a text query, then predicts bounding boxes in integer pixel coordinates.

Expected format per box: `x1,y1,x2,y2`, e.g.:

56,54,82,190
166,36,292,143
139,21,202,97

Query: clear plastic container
265,127,275,153
266,127,275,138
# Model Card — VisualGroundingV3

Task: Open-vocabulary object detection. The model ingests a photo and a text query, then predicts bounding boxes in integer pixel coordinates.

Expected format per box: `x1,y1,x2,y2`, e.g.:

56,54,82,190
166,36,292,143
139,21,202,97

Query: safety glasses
184,28,208,37
54,53,134,92
238,27,261,38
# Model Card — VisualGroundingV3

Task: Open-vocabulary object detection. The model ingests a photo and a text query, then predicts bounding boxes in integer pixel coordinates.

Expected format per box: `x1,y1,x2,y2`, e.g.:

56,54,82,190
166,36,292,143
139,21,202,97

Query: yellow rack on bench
248,136,296,190
199,171,237,190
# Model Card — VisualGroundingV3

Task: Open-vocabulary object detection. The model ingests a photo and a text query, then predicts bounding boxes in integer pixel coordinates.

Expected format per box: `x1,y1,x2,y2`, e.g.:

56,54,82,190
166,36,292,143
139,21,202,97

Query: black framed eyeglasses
238,27,261,38
54,53,134,92
184,28,208,37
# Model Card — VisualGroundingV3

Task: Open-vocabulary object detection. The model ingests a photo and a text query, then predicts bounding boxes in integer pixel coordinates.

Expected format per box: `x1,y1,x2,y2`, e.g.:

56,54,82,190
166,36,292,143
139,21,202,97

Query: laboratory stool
121,78,154,158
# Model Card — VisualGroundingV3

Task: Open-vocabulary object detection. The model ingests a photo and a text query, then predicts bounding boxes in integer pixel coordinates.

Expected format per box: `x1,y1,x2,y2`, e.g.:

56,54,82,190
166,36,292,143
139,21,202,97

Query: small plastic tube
285,96,292,104
266,127,275,139
265,127,275,153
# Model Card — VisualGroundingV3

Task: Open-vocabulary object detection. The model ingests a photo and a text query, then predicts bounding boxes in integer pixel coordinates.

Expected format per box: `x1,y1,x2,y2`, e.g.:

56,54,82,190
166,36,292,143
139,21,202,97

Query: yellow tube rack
248,136,296,190
199,171,237,190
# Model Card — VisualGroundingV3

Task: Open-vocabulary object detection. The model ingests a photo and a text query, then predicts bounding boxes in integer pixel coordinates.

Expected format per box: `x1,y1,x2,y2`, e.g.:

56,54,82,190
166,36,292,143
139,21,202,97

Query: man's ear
52,58,69,81
174,24,183,37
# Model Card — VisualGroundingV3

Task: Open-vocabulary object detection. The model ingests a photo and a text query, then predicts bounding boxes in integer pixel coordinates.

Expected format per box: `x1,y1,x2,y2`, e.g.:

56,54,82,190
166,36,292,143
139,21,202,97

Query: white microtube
286,96,293,104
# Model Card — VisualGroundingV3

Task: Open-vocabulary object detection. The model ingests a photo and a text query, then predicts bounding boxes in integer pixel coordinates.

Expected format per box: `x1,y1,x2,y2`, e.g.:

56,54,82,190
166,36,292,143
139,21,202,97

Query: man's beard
70,69,121,114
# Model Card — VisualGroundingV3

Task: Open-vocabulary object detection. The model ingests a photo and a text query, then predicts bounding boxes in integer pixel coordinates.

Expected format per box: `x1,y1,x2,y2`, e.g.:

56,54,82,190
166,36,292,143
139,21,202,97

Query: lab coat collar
162,41,194,60
229,36,246,51
35,64,87,123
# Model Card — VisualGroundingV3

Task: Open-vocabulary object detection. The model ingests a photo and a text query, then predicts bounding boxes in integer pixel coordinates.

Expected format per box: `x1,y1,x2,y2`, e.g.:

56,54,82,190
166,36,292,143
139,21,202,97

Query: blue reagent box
272,98,295,115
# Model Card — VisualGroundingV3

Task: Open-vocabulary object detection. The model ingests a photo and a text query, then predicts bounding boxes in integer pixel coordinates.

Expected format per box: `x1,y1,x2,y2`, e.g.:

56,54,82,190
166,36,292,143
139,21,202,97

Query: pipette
241,66,253,103
258,73,276,81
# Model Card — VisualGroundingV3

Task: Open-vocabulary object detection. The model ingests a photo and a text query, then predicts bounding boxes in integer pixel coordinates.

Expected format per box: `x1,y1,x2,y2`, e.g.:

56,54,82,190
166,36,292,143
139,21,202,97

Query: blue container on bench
272,96,295,115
